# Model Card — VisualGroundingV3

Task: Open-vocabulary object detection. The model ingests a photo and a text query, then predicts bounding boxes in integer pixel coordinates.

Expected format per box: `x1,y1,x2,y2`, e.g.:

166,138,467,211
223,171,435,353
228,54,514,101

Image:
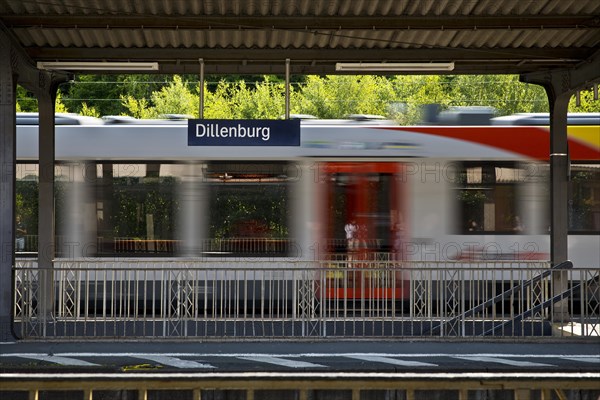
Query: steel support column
545,88,570,268
285,59,291,119
37,79,62,330
0,34,17,341
0,22,68,340
199,58,204,119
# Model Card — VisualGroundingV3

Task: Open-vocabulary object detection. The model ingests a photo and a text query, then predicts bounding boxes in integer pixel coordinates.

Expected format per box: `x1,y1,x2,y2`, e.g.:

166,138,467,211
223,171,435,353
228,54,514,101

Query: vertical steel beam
547,90,571,268
0,36,17,342
37,77,61,330
544,86,571,323
285,59,291,119
199,58,204,119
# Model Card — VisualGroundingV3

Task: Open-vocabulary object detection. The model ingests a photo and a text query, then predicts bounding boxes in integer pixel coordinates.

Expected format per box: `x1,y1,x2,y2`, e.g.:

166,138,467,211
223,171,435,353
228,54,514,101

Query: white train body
15,113,600,277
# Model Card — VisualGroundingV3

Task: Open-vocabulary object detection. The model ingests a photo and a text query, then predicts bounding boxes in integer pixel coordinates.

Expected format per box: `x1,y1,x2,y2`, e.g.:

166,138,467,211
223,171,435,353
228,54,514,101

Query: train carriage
14,111,600,307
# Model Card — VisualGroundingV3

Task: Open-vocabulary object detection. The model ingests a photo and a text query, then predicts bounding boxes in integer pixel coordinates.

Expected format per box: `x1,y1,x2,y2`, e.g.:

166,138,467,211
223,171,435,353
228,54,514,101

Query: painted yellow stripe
567,126,600,150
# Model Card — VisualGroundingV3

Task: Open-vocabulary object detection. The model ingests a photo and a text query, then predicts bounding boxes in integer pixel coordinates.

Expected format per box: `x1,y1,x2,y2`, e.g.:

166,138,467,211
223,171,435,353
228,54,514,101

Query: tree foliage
569,89,600,112
296,75,396,118
388,75,452,124
16,73,599,121
448,75,548,115
121,75,199,118
79,102,100,117
150,75,199,117
16,85,69,113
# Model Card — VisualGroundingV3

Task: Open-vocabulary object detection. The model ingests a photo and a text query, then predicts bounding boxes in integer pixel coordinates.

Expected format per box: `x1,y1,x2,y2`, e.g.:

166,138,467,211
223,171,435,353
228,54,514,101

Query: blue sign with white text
188,119,301,146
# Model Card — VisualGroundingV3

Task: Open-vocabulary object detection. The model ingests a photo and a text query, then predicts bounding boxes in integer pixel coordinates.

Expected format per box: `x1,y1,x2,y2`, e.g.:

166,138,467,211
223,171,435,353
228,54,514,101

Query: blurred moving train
14,109,600,300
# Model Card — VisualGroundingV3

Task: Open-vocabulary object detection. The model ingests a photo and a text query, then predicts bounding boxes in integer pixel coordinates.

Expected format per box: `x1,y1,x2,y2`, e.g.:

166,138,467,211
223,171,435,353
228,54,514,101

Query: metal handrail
427,260,573,335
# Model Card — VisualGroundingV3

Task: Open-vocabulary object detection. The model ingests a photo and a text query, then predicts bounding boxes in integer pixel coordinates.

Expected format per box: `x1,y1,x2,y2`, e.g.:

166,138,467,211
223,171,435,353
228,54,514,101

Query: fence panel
13,259,599,339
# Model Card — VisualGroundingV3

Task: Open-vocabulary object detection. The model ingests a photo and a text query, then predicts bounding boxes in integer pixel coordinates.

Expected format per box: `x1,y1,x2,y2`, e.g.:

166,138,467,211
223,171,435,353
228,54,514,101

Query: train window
94,162,181,256
204,162,293,256
15,163,39,255
455,162,526,234
570,164,600,233
15,162,184,257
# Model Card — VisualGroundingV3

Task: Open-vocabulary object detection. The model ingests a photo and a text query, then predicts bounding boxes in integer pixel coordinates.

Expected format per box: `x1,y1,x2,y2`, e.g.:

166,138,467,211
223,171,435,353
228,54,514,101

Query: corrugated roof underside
3,0,599,16
13,27,599,50
2,0,598,74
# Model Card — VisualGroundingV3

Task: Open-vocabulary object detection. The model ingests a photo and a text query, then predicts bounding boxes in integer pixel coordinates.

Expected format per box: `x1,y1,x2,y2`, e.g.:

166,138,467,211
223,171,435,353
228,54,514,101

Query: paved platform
1,340,599,374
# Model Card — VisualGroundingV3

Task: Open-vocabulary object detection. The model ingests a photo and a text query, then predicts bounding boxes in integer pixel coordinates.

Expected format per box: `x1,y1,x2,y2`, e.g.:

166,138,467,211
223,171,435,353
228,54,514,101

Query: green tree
569,89,600,112
204,77,287,119
204,81,234,118
448,75,547,116
64,75,124,116
151,75,199,117
16,85,37,112
120,95,157,119
79,103,100,117
55,91,69,113
121,75,199,118
14,85,69,113
22,73,597,121
230,78,286,119
295,75,396,118
389,75,453,124
65,74,197,116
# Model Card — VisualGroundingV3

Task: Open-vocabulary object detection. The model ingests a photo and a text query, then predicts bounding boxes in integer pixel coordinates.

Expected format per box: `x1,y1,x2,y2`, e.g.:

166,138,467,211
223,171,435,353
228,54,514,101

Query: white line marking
453,356,553,368
137,356,214,369
346,355,437,367
2,352,597,364
31,352,596,359
237,356,326,369
563,357,600,364
16,355,98,367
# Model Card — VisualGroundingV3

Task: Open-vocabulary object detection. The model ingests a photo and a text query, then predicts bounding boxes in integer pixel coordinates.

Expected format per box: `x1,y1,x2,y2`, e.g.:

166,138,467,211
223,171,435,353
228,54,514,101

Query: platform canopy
1,0,599,75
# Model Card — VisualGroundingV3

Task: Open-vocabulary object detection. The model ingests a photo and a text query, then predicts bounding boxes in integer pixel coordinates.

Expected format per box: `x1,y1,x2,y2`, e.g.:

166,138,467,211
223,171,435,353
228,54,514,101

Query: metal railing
13,259,599,339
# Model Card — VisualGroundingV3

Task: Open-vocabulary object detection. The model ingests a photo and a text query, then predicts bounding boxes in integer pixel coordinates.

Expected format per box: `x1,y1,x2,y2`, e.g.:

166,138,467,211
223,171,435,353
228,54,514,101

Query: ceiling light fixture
37,61,159,71
335,62,455,72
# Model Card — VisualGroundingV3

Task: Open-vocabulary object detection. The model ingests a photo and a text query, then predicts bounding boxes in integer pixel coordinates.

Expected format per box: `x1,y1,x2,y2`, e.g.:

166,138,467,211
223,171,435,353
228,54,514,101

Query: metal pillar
546,87,571,268
0,36,17,341
199,58,204,119
285,59,291,119
37,72,68,332
0,23,69,340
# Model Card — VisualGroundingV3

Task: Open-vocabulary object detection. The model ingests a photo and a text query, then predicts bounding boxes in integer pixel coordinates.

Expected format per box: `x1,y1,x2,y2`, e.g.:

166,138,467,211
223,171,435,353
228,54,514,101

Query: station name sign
188,119,300,146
